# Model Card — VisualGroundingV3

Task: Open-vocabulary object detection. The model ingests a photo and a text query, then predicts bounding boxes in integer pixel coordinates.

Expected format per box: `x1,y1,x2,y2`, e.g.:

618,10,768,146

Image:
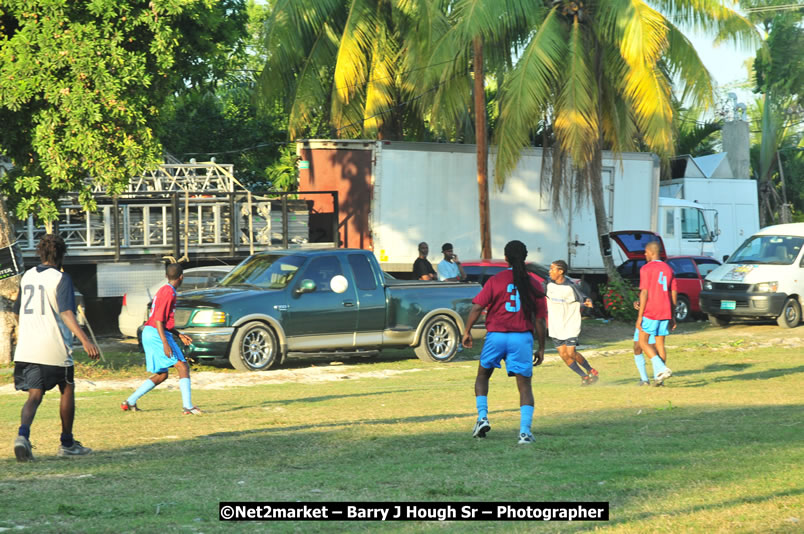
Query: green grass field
1,320,802,533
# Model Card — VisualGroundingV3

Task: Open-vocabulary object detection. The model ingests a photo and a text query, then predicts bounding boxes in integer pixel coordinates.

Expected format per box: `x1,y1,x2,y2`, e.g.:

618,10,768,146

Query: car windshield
219,254,305,289
728,235,804,265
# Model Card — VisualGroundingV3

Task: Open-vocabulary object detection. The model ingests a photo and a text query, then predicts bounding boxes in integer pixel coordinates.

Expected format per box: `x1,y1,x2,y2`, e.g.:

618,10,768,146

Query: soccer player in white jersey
545,260,598,385
12,234,100,462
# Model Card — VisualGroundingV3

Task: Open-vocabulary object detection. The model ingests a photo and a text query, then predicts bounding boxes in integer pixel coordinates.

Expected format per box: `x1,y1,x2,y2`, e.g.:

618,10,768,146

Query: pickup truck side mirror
294,279,317,295
722,255,729,262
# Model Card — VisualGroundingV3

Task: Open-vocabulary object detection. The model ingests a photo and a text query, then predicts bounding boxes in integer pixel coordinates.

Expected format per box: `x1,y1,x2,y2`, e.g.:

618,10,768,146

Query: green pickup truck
173,249,485,371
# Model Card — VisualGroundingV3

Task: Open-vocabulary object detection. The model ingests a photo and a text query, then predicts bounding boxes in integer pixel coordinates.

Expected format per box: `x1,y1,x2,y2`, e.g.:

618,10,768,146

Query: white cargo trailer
297,140,714,274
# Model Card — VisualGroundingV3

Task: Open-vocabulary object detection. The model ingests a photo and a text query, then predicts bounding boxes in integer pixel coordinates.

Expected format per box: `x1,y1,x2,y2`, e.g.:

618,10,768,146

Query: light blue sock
651,356,667,378
634,354,649,382
519,405,534,435
179,377,193,410
476,396,488,420
128,379,156,406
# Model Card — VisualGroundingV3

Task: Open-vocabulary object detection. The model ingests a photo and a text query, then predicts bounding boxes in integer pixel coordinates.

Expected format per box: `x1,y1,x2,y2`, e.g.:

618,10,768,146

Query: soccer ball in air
330,275,349,294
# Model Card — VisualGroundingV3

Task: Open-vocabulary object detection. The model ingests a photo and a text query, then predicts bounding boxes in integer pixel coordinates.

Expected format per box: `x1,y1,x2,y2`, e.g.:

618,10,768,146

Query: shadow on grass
218,388,421,413
607,362,802,388
672,365,804,387
2,403,801,532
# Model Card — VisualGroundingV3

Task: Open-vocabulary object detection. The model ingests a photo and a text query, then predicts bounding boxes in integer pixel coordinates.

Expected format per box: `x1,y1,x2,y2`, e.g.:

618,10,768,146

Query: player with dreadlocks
461,240,546,445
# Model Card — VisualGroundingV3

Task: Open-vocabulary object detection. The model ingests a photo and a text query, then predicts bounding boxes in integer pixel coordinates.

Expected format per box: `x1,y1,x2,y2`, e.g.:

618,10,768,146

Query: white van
699,223,804,328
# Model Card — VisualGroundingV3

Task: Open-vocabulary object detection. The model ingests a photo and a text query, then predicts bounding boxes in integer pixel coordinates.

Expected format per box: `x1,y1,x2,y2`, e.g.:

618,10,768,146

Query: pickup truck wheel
415,316,459,363
229,322,279,371
674,295,691,322
776,298,801,329
708,314,731,327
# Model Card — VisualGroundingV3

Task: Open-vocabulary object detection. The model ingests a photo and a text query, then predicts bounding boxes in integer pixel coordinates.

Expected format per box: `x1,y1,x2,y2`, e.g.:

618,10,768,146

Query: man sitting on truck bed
412,242,436,281
438,243,466,282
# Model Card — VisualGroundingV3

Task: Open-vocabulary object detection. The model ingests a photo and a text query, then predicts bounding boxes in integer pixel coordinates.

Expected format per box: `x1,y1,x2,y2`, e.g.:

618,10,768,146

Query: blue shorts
142,325,186,374
479,332,534,378
640,318,670,337
634,328,656,344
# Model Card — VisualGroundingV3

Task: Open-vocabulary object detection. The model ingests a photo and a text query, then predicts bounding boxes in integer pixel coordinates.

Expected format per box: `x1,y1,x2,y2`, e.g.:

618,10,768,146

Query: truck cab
699,223,804,328
657,198,717,258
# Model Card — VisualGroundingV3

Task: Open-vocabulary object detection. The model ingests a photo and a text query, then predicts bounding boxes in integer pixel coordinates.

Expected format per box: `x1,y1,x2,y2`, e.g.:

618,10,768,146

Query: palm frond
554,18,599,169
363,26,400,137
619,0,668,67
288,23,341,138
652,0,761,50
664,22,715,107
493,7,567,188
599,49,640,153
332,0,377,103
620,61,675,158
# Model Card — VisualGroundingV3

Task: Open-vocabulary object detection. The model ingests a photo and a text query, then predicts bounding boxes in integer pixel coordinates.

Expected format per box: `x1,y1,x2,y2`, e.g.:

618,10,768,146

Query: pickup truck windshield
728,235,804,265
219,254,305,289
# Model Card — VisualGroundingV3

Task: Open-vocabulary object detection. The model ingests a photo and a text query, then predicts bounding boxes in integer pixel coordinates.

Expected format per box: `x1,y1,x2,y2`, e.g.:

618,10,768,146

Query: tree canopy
0,0,247,223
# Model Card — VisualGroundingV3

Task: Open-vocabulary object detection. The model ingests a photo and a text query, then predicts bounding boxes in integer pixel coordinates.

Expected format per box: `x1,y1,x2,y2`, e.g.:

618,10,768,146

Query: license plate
720,300,736,310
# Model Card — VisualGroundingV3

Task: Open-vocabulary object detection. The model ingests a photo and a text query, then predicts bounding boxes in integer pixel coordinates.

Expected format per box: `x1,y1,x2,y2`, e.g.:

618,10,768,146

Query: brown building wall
298,146,373,250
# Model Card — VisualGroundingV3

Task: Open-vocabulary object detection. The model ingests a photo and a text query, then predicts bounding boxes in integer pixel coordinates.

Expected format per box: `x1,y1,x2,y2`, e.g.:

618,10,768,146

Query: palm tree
257,0,446,140
426,0,759,280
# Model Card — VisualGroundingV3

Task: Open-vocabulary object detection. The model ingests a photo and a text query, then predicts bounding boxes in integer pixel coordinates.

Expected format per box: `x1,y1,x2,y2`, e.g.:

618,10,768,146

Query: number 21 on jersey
505,283,521,312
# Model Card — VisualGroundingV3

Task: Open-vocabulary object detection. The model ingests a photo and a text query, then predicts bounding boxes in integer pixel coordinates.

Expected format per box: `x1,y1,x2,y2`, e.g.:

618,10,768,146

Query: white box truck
660,177,759,261
297,140,716,275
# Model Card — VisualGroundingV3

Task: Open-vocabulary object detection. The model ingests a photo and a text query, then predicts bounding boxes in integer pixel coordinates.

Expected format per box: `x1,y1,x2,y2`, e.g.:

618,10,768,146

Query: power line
230,57,462,94
744,4,803,13
181,141,294,157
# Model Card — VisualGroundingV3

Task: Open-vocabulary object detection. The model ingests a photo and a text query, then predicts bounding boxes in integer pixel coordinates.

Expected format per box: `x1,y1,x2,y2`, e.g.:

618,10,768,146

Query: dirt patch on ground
0,365,447,395
2,320,795,395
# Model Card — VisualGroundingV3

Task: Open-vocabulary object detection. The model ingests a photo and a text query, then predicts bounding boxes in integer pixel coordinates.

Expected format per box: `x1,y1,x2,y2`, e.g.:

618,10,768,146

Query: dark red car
461,260,589,294
611,231,721,321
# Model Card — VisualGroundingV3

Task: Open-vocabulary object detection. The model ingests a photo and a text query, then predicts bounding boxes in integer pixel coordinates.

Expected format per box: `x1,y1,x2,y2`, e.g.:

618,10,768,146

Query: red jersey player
635,241,677,386
462,240,546,445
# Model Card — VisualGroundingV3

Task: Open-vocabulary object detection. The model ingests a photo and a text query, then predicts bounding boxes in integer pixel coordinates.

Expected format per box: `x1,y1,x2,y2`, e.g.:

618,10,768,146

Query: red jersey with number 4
472,269,547,332
639,260,677,320
144,283,177,330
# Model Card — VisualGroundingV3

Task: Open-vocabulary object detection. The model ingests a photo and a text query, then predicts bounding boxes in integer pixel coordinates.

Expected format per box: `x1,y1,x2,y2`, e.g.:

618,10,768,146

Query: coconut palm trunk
473,36,491,260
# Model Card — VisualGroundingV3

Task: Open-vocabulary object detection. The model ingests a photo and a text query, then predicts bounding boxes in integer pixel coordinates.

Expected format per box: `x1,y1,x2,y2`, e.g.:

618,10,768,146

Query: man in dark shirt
412,242,436,280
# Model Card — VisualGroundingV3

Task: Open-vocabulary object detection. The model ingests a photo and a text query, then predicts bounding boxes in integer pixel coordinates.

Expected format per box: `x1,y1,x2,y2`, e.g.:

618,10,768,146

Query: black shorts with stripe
14,362,74,392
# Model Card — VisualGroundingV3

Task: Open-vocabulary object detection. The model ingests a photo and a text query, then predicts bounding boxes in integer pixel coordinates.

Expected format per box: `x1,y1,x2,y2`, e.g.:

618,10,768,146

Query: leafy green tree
0,0,247,363
742,1,803,224
0,0,248,224
155,85,285,186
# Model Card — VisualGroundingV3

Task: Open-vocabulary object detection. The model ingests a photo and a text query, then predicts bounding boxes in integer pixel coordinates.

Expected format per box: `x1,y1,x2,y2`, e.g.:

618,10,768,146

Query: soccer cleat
121,401,141,412
58,440,92,457
638,380,651,386
14,436,34,462
517,432,535,445
581,373,598,386
586,369,600,384
472,417,491,438
656,368,673,382
183,406,204,415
